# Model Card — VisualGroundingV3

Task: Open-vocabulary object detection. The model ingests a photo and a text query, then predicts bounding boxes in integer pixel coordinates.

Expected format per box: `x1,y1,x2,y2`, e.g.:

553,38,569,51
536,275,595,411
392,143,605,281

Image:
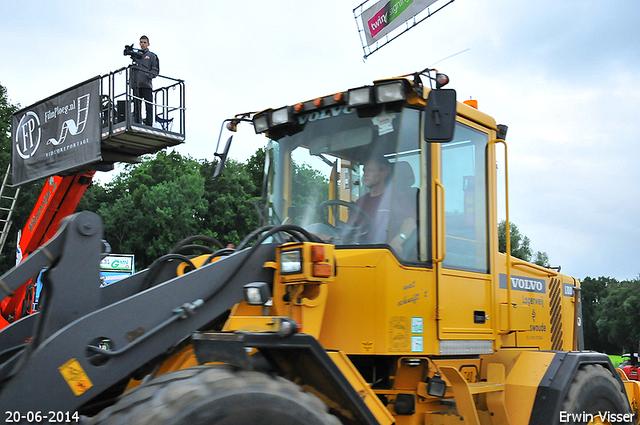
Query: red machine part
623,364,639,381
0,171,95,325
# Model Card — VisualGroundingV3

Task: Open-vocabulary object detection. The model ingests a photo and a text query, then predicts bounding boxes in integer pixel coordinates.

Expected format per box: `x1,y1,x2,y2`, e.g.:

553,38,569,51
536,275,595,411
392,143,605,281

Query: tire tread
88,365,342,425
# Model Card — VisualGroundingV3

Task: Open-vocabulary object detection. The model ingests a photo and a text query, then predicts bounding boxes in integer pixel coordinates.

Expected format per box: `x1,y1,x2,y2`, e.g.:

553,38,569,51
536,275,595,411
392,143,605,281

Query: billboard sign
100,254,135,287
12,77,102,186
360,0,438,46
31,254,135,310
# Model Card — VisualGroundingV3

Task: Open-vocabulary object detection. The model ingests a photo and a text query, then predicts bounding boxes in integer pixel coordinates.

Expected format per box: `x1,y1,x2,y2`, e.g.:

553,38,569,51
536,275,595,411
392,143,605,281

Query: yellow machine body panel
494,253,581,351
319,248,438,355
437,269,493,338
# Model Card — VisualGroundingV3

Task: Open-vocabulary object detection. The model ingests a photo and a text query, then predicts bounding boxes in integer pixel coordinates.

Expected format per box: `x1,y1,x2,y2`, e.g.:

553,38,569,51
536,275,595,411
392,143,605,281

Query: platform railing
100,66,185,139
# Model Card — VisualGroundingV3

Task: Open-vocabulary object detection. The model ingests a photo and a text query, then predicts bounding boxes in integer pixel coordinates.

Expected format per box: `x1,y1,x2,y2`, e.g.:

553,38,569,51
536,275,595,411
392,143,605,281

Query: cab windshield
265,106,423,262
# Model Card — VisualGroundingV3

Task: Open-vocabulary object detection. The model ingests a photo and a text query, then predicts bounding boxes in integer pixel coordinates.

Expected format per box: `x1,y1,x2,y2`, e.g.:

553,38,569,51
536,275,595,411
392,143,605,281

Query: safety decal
58,358,93,396
411,317,423,333
411,336,423,352
389,316,410,352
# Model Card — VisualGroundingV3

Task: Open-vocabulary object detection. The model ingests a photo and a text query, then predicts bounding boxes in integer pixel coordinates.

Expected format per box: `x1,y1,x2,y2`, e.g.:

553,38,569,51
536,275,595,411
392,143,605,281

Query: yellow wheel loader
0,68,637,425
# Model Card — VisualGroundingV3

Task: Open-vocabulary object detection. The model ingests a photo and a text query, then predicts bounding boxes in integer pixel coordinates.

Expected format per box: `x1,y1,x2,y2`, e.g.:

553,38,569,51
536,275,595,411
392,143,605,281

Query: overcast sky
2,0,639,280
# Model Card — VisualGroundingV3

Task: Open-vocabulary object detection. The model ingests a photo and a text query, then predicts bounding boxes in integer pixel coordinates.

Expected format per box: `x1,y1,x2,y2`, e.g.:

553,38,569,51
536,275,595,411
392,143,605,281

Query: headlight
271,106,293,126
347,86,374,107
253,111,270,134
375,81,406,103
427,374,447,398
280,249,302,274
243,282,271,305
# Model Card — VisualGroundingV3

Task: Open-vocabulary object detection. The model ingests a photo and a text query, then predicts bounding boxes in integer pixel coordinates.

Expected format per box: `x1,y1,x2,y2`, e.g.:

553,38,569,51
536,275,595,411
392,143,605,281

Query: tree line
78,149,266,268
582,275,640,355
498,220,550,267
1,83,636,355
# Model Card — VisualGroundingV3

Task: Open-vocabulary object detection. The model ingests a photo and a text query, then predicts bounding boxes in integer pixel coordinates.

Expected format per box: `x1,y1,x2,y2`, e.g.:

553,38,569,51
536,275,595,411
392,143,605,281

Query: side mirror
213,136,233,180
424,89,457,143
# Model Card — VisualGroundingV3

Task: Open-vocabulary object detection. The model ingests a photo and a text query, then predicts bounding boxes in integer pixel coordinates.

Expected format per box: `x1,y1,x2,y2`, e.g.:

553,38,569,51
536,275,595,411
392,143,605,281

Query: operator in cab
349,154,417,254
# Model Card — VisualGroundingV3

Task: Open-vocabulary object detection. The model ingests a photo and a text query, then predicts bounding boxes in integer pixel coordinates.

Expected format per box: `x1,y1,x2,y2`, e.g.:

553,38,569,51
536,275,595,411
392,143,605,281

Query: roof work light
252,111,270,134
270,106,294,127
347,86,374,107
250,73,422,138
375,81,407,103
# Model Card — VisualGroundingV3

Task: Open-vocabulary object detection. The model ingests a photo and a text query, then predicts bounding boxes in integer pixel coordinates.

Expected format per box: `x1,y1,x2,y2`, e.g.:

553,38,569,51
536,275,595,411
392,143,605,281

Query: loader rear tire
560,364,632,424
88,365,342,425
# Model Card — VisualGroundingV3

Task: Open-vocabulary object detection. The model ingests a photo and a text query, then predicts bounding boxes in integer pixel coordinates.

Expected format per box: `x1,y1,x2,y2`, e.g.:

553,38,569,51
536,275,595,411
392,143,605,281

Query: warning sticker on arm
59,358,93,396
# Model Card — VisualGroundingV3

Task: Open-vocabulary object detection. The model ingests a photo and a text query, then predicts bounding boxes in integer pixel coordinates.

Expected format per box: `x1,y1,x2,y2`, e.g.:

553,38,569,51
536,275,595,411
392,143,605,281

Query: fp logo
15,111,42,159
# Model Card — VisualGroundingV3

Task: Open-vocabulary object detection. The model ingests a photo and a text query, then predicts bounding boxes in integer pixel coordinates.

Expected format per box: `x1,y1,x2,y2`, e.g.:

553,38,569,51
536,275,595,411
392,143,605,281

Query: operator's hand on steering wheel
319,200,371,243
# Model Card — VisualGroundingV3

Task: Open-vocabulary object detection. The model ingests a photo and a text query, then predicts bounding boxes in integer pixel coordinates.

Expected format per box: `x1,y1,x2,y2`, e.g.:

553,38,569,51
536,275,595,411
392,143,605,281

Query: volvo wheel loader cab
195,68,637,424
0,69,638,425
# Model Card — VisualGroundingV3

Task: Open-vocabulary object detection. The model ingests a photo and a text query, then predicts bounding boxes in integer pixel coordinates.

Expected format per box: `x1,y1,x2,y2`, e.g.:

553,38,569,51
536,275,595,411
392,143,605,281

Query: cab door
435,120,494,354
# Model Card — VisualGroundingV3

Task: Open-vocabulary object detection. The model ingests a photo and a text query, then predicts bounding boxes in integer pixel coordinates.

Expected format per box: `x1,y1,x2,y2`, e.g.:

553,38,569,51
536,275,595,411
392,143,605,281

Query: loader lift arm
0,212,317,417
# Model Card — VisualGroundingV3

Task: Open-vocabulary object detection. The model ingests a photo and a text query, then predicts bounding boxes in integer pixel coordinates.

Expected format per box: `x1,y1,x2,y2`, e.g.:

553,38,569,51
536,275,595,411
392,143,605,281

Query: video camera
123,44,144,60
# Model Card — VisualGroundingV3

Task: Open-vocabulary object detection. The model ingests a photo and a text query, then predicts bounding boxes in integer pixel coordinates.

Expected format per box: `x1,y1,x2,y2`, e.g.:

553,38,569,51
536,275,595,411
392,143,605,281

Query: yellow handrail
489,139,512,334
434,180,446,263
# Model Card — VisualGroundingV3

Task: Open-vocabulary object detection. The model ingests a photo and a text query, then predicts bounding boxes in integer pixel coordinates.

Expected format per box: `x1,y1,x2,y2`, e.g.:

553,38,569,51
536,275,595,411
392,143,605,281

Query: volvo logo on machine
499,274,546,294
297,106,355,125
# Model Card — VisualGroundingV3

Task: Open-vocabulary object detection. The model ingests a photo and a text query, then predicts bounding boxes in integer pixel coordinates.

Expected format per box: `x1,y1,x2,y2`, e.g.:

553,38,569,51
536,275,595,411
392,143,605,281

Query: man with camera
124,36,159,126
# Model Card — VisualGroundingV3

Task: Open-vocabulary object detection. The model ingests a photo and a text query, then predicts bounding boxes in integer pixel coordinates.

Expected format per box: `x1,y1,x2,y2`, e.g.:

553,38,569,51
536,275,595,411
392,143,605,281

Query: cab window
441,124,489,272
266,107,424,262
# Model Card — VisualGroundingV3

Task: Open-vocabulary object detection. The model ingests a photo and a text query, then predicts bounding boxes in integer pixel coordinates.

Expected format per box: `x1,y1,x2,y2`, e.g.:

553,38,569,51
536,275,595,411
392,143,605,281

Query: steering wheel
318,200,372,242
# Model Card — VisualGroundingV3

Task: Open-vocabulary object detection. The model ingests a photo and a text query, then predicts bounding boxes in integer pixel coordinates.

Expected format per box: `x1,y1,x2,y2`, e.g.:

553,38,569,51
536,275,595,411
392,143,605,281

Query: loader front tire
560,364,632,424
88,365,342,425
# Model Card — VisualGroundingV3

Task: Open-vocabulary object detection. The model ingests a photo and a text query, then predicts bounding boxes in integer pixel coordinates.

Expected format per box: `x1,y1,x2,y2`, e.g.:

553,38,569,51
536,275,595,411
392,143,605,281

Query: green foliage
79,148,266,270
199,153,263,247
0,84,44,272
498,220,550,267
90,151,208,267
532,251,549,268
0,85,17,167
0,84,17,269
291,161,329,224
245,147,266,194
582,275,640,354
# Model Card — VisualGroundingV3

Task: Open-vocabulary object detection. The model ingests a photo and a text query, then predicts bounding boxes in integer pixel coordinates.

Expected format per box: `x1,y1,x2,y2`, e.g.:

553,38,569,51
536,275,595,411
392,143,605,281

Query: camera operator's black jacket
131,49,159,89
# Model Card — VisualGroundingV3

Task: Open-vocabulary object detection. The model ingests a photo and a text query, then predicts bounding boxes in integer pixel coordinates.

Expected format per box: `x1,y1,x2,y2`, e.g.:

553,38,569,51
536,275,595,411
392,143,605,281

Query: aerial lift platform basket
99,66,185,162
